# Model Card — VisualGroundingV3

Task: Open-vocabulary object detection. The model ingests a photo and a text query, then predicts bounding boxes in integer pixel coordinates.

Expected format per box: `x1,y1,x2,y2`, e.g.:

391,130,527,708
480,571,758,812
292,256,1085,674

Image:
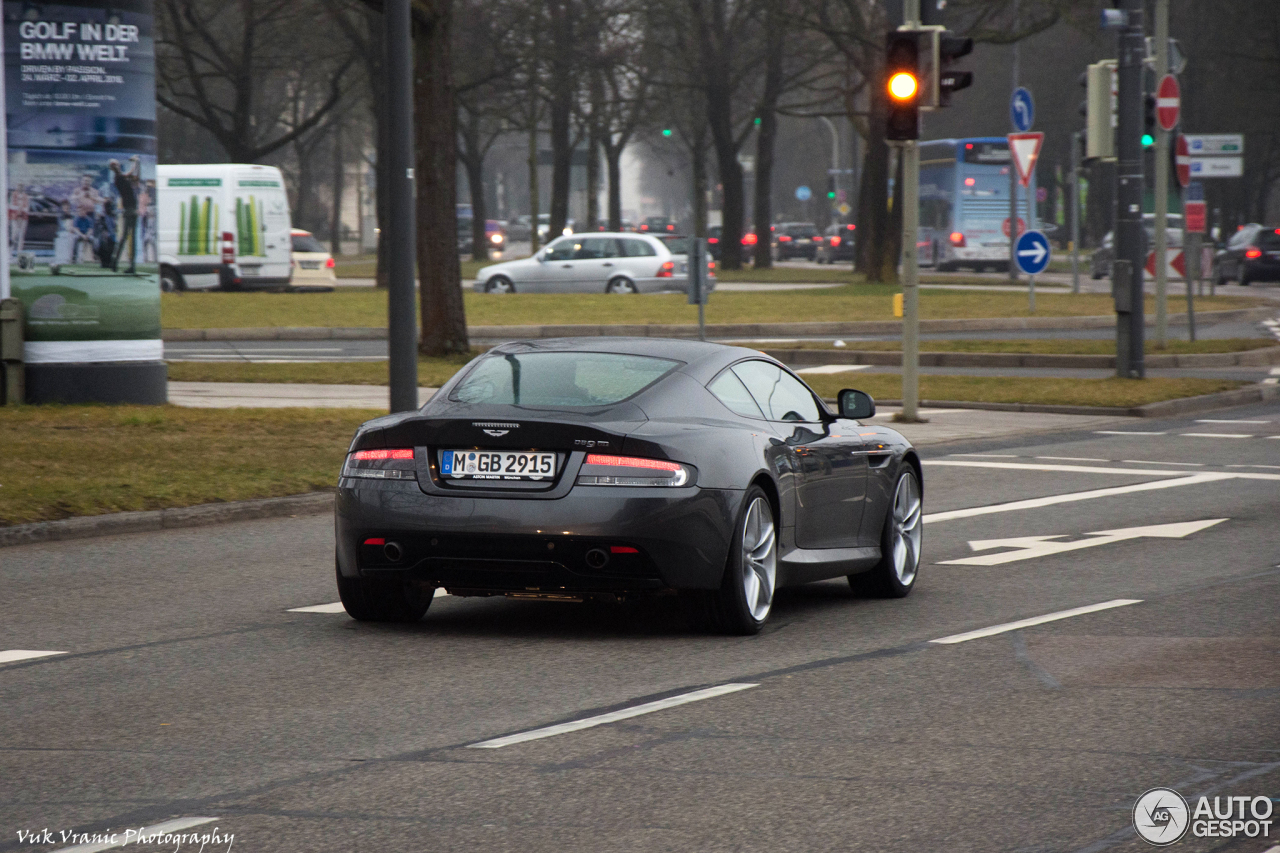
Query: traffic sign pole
1153,0,1172,349
1115,0,1145,379
899,0,921,422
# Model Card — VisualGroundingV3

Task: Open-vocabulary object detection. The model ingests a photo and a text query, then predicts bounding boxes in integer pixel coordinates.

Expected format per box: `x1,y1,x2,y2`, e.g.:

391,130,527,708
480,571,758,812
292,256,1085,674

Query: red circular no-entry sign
1157,75,1180,131
1175,133,1191,188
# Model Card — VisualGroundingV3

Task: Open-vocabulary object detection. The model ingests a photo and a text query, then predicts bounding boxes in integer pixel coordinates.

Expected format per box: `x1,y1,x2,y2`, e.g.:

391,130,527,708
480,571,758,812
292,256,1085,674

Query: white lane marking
951,453,1020,458
0,650,67,664
467,683,758,749
1122,459,1203,467
288,602,347,613
1035,456,1108,462
930,600,1142,645
794,364,871,374
1095,430,1167,436
1180,432,1253,439
1265,378,1279,385
1196,419,1270,424
924,460,1190,476
939,519,1227,566
1271,367,1280,375
1227,463,1280,469
923,473,1233,524
52,817,220,853
289,588,449,613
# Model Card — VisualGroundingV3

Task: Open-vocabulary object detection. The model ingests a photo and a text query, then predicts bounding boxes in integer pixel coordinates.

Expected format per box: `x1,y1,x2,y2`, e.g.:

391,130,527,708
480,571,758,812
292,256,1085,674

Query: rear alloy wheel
485,275,515,294
335,561,433,623
160,267,186,292
605,276,638,294
849,467,921,598
704,486,777,635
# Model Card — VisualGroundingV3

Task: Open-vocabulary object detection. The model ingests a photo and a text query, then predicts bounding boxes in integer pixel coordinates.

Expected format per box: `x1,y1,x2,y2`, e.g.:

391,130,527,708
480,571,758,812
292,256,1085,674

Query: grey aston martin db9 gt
334,338,922,634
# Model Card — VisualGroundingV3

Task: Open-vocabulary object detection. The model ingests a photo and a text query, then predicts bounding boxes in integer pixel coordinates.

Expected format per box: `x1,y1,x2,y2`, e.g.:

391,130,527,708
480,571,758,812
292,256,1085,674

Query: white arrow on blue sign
795,185,811,201
1010,87,1035,132
1015,230,1051,275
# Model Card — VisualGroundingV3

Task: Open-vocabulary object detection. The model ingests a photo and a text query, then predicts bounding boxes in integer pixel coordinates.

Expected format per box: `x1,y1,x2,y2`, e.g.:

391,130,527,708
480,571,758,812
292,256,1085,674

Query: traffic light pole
1153,0,1169,348
900,0,921,422
385,0,419,413
1114,0,1145,379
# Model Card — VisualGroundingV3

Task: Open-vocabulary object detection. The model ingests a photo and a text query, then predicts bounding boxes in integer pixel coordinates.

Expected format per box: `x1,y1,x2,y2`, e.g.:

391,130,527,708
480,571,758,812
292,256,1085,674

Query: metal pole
1008,0,1019,283
1153,0,1169,347
900,0,921,420
385,0,419,412
1184,230,1197,342
820,116,839,213
1071,130,1081,294
1028,168,1036,312
0,26,9,302
1115,0,1145,378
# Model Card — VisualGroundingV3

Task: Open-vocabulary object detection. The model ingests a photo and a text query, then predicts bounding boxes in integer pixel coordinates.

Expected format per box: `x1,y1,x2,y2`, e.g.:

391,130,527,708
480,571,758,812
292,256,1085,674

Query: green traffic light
827,192,836,199
662,128,673,137
754,117,761,126
1142,133,1154,147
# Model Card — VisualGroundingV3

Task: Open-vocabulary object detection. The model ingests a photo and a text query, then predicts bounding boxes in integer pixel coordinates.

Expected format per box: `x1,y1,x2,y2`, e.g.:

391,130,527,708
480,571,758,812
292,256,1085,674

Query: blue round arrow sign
1010,87,1035,132
1015,229,1051,275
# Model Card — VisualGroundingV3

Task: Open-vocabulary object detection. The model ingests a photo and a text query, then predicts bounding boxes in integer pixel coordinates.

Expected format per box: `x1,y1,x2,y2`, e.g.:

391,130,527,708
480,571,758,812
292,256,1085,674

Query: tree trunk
752,0,784,269
528,121,541,252
465,149,488,262
706,80,743,269
605,142,622,231
586,133,600,232
413,5,468,356
330,122,344,256
855,82,892,282
691,132,707,237
374,71,390,288
547,0,573,236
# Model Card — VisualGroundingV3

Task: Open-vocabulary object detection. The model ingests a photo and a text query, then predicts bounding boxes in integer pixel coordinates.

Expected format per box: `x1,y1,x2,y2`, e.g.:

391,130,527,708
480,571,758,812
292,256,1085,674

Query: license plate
240,265,261,275
440,450,555,480
299,260,320,269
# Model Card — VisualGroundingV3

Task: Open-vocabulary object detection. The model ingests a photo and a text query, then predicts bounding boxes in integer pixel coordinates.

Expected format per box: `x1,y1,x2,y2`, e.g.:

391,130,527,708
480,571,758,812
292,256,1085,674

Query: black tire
335,561,433,623
484,275,515,294
701,486,777,635
605,276,638,294
1239,273,1252,287
160,267,186,293
849,466,921,599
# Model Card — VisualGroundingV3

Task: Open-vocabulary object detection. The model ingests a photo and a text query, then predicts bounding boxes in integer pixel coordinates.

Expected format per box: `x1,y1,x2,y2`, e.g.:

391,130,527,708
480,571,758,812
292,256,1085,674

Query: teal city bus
918,137,1032,272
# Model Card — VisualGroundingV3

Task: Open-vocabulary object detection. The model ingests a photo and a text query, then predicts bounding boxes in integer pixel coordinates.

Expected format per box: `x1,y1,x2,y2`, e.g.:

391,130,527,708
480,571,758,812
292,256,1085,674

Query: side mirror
838,389,875,420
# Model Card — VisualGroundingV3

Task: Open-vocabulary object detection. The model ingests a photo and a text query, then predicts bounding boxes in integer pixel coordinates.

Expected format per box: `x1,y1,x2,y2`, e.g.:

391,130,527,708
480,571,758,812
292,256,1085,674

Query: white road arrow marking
939,518,1227,566
1017,242,1047,264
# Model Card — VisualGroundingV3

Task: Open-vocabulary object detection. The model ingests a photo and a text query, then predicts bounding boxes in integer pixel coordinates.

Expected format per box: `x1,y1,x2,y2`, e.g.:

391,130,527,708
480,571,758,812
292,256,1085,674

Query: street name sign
1185,134,1243,155
1190,157,1243,178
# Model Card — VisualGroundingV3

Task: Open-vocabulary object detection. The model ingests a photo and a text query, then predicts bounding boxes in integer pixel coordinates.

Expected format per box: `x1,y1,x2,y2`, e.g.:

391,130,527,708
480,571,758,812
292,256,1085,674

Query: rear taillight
847,224,856,231
779,235,792,242
950,231,966,247
326,257,336,268
1245,247,1262,259
221,231,235,264
343,448,415,480
815,236,825,244
666,224,674,231
707,259,716,277
577,454,694,487
829,236,842,247
708,237,719,244
656,261,675,278
742,233,757,246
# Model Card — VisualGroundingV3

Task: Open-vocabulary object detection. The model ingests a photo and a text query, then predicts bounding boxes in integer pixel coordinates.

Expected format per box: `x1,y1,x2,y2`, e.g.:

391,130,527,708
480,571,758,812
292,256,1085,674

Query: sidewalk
165,381,1123,446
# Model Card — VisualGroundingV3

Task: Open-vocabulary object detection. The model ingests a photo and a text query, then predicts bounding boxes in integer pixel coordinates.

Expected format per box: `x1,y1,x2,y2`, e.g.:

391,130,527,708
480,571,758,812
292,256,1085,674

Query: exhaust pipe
384,541,404,562
584,548,610,570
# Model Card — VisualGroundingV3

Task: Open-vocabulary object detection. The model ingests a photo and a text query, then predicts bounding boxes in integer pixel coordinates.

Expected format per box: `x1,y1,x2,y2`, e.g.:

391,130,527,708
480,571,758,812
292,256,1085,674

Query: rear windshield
1257,228,1280,248
450,352,680,407
291,234,325,253
783,224,818,237
659,235,689,254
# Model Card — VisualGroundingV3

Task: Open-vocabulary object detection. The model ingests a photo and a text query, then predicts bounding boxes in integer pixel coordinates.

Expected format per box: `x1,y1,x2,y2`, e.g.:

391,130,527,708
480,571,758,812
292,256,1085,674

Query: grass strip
161,285,1263,330
745,338,1276,356
168,355,475,387
0,406,377,526
802,374,1247,409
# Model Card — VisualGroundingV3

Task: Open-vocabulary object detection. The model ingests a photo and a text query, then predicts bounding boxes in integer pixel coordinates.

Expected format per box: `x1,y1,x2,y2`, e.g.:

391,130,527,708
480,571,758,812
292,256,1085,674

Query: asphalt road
3,402,1279,852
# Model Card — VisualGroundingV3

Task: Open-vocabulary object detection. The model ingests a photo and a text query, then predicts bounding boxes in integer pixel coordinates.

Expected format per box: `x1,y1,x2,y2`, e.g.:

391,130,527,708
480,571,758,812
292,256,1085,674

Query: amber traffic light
885,32,920,140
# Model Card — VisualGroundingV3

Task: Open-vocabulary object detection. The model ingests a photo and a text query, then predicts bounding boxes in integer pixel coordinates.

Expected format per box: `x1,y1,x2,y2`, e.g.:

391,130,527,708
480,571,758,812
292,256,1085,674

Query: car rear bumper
1244,258,1280,282
335,481,741,593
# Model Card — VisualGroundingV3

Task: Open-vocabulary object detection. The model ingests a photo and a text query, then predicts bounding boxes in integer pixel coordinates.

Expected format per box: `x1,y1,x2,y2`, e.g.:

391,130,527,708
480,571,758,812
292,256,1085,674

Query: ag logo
1134,788,1190,845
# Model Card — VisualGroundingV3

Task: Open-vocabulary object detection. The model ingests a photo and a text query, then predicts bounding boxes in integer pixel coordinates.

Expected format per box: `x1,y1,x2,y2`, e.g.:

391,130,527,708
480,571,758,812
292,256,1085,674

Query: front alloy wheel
850,467,921,598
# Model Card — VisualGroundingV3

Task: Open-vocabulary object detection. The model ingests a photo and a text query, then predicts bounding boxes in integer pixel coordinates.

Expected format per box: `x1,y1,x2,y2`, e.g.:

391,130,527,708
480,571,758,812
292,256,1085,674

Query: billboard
4,0,163,397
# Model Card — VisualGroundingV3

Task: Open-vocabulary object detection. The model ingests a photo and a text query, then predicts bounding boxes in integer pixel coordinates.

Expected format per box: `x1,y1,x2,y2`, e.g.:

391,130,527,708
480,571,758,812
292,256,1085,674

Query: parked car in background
706,226,757,261
1214,223,1280,286
639,216,675,233
290,229,336,284
1090,214,1183,280
816,223,857,264
457,218,508,258
474,232,712,295
771,222,821,261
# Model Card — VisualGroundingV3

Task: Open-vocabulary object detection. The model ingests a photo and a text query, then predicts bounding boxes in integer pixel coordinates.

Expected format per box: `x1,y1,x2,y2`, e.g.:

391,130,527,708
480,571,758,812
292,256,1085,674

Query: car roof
483,337,776,382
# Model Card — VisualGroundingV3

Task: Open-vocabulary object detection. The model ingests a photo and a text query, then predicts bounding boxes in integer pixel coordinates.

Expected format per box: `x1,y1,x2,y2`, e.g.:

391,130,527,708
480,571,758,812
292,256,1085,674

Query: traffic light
661,128,673,137
1083,60,1115,160
1142,93,1156,147
826,175,836,200
885,31,920,141
935,33,973,107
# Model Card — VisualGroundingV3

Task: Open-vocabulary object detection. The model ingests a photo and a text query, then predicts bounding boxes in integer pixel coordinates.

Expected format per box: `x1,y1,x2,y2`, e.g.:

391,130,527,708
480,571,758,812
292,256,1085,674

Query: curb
770,344,1280,370
850,382,1280,419
160,307,1276,343
0,491,334,549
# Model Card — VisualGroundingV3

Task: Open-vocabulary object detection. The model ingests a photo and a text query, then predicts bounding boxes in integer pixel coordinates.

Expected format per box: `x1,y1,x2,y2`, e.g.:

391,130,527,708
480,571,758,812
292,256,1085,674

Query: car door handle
602,262,613,267
562,264,572,268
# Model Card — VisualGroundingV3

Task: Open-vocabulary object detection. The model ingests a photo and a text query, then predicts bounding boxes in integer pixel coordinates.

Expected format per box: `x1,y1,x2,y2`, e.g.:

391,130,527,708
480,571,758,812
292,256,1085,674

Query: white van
156,163,293,291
